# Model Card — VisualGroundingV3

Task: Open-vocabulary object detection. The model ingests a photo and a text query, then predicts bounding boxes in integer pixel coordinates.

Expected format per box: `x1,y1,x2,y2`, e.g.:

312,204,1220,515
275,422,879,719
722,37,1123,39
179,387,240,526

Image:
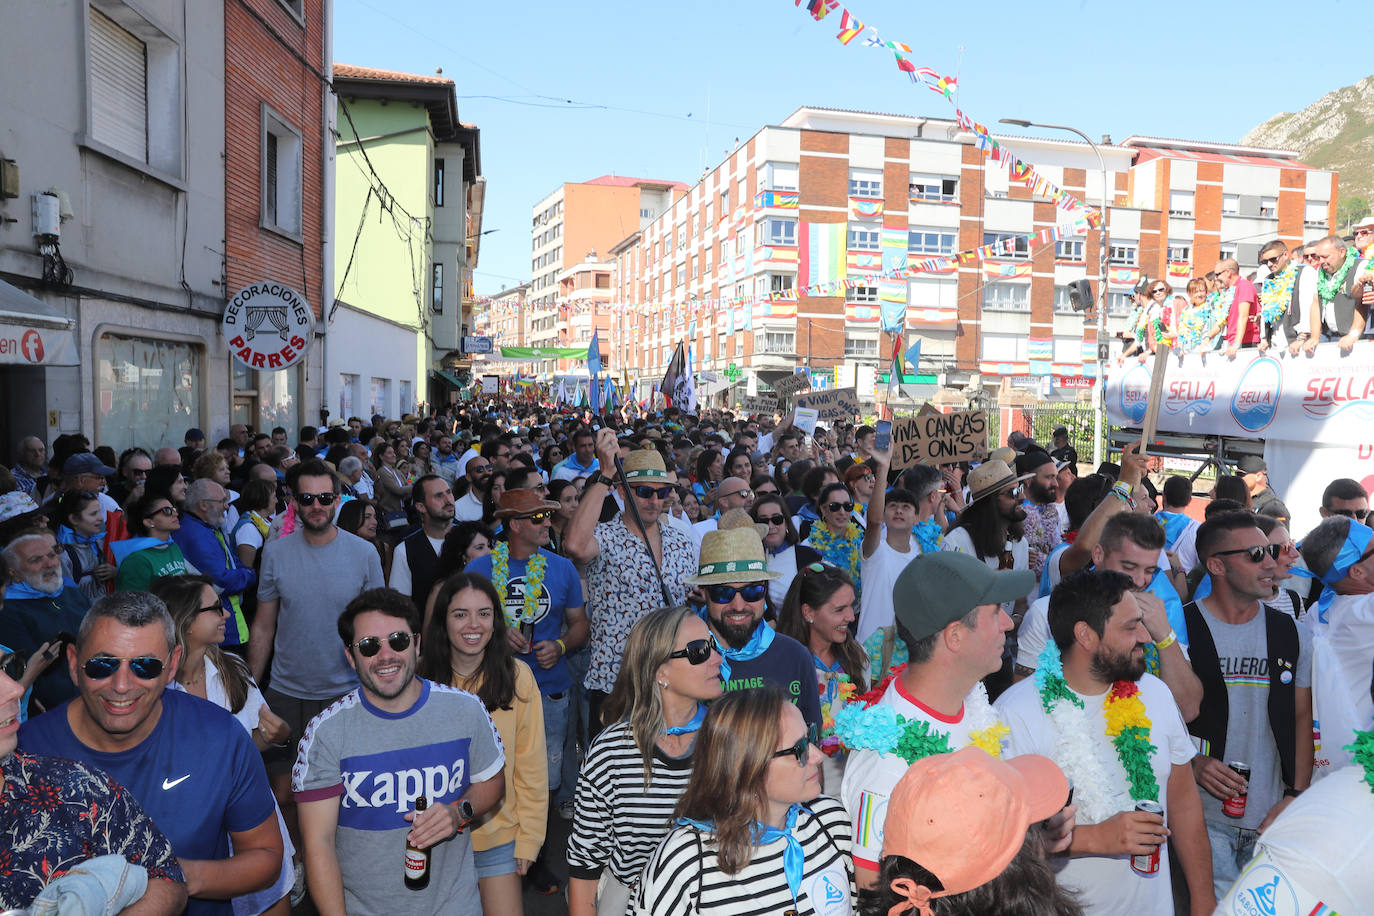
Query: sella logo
1164,377,1216,416
1118,365,1152,424
1302,373,1374,420
1229,357,1282,433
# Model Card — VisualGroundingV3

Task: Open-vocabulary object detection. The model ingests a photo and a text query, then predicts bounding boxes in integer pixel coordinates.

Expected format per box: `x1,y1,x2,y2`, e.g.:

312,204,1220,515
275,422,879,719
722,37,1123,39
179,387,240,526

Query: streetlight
999,118,1110,467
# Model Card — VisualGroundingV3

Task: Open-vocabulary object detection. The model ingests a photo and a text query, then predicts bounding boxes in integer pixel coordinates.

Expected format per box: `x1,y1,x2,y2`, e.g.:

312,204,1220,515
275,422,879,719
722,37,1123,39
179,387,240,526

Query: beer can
1223,761,1250,818
1130,800,1163,875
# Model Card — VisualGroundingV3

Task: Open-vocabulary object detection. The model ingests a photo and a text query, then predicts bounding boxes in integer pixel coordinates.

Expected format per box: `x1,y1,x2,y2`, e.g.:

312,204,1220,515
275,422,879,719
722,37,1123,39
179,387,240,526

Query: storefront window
96,333,202,456
259,365,299,436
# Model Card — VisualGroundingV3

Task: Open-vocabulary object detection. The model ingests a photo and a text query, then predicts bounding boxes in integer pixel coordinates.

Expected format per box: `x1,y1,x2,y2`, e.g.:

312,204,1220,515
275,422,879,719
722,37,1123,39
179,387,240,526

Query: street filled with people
2,386,1373,916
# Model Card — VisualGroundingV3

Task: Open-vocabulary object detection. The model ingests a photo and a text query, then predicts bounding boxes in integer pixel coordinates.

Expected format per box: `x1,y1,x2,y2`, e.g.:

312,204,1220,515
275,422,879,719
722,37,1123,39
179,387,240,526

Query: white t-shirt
1308,592,1374,780
995,673,1195,916
855,536,919,646
1170,519,1200,573
453,490,484,522
940,526,1032,614
1015,594,1054,670
840,677,989,871
387,534,446,595
765,544,800,609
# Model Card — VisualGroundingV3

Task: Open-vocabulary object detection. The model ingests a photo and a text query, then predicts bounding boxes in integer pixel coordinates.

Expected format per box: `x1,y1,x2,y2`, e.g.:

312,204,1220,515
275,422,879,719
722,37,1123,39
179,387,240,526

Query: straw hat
685,527,780,585
493,488,560,519
966,459,1032,504
718,507,768,541
622,448,669,483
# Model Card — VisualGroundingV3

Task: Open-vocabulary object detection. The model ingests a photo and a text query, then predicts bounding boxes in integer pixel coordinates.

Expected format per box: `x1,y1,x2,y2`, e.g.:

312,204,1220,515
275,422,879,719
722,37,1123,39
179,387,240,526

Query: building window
87,3,184,178
982,282,1030,312
849,170,882,197
735,334,743,356
1305,200,1328,226
984,232,1030,259
275,0,304,21
1056,239,1085,261
768,274,795,296
764,162,799,191
763,218,797,246
847,285,879,303
1054,285,1077,314
981,333,1028,362
432,263,444,313
434,158,445,207
910,174,958,203
338,373,359,418
1219,242,1238,261
1221,194,1240,216
844,334,878,358
1107,292,1133,316
754,329,796,354
1167,243,1191,263
849,225,881,250
96,333,202,457
1259,196,1278,218
261,104,303,238
720,188,729,214
1168,190,1193,216
370,378,390,418
909,229,955,255
675,265,685,287
1108,243,1138,265
677,226,686,250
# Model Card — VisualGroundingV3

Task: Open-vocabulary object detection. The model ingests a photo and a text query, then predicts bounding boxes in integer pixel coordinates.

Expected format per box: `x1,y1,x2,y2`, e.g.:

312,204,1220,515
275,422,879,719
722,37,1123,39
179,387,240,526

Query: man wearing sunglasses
1183,511,1313,897
248,460,386,851
294,588,505,916
687,527,821,729
689,476,754,556
21,591,282,915
1255,239,1317,357
1319,477,1369,525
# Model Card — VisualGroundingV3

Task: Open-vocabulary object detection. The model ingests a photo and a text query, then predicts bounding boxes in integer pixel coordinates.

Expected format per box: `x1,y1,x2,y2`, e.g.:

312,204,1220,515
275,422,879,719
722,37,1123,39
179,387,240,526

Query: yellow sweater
451,659,547,861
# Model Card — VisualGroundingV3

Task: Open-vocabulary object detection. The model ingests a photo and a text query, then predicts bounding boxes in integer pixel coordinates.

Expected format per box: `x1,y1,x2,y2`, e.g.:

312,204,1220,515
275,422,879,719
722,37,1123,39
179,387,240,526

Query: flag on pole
603,375,616,409
888,335,904,400
683,345,698,413
660,342,686,408
586,330,602,377
905,338,922,371
555,377,568,405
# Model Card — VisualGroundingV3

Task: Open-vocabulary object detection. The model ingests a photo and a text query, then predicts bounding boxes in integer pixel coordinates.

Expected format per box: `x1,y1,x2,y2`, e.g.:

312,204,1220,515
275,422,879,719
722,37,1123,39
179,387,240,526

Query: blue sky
334,0,1369,295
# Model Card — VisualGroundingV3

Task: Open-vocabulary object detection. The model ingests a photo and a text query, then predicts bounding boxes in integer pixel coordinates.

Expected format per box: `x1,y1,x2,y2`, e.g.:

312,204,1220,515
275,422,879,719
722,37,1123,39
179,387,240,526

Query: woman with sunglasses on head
634,687,852,916
751,494,822,611
777,563,866,792
54,490,115,603
418,573,546,916
113,493,189,591
803,481,865,603
568,606,723,916
1254,514,1307,619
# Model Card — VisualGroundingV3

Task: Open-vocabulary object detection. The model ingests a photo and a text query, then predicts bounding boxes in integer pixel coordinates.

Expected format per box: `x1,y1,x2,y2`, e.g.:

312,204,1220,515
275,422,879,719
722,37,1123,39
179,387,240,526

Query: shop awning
432,369,465,388
0,279,79,366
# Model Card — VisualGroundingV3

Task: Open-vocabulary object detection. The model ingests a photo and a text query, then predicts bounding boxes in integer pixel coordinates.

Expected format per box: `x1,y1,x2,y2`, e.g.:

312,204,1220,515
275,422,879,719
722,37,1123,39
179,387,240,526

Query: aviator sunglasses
667,635,722,665
82,653,170,680
350,631,417,657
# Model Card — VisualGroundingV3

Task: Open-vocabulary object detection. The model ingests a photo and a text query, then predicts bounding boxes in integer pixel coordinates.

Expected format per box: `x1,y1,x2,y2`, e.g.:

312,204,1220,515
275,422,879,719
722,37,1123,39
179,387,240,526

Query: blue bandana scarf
697,614,775,683
1289,521,1374,623
664,703,707,736
678,803,808,904
4,580,66,601
56,525,106,549
1156,511,1193,549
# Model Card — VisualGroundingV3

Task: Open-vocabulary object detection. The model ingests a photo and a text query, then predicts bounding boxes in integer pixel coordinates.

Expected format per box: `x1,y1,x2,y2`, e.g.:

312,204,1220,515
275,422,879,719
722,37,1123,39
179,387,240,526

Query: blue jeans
1205,820,1258,900
556,645,590,806
541,691,569,795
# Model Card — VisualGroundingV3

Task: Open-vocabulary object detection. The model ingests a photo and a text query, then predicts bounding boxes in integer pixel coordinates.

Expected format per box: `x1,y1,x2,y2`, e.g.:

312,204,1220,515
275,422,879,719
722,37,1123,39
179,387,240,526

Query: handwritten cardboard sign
772,372,812,399
793,387,859,424
739,395,778,416
890,409,989,468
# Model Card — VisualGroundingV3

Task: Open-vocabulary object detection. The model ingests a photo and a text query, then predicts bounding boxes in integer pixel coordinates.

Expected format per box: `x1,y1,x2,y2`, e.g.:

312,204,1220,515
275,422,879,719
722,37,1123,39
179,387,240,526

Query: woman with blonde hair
567,605,723,916
634,687,853,915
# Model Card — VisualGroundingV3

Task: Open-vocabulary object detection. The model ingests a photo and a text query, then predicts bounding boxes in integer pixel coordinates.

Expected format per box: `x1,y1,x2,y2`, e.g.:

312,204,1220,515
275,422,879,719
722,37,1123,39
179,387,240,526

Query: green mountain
1241,75,1374,230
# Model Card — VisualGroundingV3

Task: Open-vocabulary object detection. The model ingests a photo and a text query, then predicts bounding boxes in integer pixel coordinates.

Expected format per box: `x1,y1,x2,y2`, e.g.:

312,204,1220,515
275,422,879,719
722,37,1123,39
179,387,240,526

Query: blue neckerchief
697,612,775,683
1156,511,1193,549
110,536,168,567
664,703,707,736
677,803,808,904
1292,521,1373,623
812,652,844,674
797,503,820,523
4,580,67,601
56,525,105,549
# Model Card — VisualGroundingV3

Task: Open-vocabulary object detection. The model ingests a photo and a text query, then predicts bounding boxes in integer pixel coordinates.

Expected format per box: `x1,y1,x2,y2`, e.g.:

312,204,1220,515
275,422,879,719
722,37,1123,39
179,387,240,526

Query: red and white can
1222,761,1250,818
1130,800,1164,875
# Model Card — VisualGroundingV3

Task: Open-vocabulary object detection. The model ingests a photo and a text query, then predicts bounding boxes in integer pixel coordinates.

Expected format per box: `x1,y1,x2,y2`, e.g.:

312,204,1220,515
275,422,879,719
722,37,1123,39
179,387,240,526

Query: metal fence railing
983,401,1099,465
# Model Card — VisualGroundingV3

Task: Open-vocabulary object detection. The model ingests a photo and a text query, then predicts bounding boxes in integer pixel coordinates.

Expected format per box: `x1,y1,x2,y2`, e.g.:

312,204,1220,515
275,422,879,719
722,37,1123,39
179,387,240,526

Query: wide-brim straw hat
966,459,1033,505
494,488,560,519
718,507,768,541
622,448,669,483
685,527,780,585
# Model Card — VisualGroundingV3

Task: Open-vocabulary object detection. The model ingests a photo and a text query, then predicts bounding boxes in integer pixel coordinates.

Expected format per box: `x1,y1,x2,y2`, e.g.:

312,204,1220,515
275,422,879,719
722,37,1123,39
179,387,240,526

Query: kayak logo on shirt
501,576,550,626
338,738,471,831
1226,864,1298,916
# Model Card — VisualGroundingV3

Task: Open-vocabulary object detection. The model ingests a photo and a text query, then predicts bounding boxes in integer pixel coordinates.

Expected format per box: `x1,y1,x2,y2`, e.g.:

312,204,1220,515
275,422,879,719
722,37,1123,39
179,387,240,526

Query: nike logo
162,775,191,790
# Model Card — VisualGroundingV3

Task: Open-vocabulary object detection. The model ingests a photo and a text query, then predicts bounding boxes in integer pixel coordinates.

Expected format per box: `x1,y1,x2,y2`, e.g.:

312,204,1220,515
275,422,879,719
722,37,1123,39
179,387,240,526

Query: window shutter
89,9,147,162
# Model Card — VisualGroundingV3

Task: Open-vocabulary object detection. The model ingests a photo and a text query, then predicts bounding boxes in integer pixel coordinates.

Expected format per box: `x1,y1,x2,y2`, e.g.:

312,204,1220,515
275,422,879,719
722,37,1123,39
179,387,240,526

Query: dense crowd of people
2,374,1373,914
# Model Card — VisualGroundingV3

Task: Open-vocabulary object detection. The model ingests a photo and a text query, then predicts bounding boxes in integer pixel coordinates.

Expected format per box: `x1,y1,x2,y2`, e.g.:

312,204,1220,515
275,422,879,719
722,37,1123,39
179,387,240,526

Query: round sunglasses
667,635,722,665
349,631,417,657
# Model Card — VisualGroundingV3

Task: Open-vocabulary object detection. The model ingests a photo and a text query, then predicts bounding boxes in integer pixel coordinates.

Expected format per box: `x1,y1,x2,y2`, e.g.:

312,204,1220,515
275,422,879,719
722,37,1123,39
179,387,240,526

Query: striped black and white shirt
566,720,694,889
633,796,853,916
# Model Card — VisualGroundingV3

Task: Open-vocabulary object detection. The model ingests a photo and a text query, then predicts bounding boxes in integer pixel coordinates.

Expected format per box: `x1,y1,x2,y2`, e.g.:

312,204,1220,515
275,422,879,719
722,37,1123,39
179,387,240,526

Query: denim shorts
473,840,516,878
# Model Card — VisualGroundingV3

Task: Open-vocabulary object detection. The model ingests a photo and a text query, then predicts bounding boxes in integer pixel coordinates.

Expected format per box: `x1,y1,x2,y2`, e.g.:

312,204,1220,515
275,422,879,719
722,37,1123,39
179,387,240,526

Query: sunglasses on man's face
1330,507,1370,521
825,500,855,514
667,636,721,665
518,511,553,524
1213,544,1281,564
771,722,822,765
632,485,673,500
295,491,337,506
82,654,168,680
0,649,27,682
350,631,416,657
706,583,768,604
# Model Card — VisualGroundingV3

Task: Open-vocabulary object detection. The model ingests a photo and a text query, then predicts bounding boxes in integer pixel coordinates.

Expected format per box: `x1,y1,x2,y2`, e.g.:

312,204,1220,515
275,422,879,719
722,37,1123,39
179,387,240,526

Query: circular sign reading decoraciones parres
222,282,315,370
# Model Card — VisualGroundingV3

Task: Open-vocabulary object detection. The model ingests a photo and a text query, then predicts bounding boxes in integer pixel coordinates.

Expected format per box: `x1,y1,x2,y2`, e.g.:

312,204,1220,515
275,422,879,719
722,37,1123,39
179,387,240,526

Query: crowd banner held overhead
739,395,779,416
889,409,990,468
773,371,813,399
222,282,313,370
499,346,589,360
793,387,860,424
1104,342,1374,444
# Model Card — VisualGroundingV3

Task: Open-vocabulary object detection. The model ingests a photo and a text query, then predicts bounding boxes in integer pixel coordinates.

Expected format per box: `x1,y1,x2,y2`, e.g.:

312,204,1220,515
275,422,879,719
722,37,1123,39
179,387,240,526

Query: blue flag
905,338,922,371
587,330,603,377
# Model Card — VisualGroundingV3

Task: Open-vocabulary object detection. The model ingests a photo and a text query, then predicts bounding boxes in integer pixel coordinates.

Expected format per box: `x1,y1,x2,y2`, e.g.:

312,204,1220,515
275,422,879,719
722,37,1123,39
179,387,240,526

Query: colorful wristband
1155,630,1177,651
555,638,566,656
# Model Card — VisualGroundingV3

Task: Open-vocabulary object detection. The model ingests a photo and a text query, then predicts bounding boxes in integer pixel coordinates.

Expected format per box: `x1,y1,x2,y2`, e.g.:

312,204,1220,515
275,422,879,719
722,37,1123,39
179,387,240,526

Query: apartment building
608,106,1336,402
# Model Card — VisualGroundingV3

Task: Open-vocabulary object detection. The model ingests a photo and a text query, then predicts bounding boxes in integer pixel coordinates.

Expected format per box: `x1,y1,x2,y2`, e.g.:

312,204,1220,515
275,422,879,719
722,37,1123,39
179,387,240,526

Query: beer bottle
405,796,430,890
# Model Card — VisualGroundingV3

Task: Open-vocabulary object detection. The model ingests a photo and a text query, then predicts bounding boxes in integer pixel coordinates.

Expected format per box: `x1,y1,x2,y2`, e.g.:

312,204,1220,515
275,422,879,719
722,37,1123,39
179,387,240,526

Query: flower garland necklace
1317,247,1358,303
828,665,1008,763
809,520,863,598
490,542,546,625
1177,301,1212,349
1259,264,1298,324
1347,726,1374,794
1034,641,1159,825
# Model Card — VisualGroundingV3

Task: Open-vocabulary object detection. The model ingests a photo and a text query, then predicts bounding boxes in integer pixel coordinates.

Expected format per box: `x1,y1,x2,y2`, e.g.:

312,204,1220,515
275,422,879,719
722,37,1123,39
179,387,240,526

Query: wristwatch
589,472,615,488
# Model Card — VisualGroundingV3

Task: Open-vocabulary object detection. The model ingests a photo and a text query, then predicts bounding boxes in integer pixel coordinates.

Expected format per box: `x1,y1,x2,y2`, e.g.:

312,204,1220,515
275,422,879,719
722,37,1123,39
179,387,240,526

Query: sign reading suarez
222,283,314,370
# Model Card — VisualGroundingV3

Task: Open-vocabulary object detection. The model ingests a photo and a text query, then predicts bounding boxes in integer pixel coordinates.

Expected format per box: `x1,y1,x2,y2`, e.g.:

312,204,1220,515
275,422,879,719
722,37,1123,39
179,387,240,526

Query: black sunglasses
296,491,337,506
1,649,27,682
350,631,416,657
825,500,855,513
667,636,721,665
82,654,168,680
756,514,787,526
145,506,178,519
632,485,673,500
1330,507,1370,521
1213,544,1281,563
198,603,225,615
1260,256,1281,267
706,583,768,604
771,722,822,765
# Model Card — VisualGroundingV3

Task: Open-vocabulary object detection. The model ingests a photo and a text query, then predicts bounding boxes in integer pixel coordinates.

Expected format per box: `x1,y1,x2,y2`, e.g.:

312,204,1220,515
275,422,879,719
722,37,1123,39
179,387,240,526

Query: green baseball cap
893,552,1036,642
